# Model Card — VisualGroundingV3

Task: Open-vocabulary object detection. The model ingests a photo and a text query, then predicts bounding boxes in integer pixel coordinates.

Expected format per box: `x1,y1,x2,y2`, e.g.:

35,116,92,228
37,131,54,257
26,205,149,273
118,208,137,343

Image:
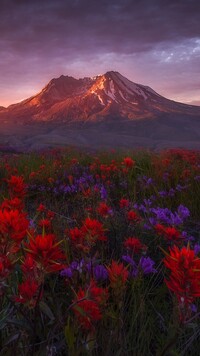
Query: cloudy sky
0,0,200,107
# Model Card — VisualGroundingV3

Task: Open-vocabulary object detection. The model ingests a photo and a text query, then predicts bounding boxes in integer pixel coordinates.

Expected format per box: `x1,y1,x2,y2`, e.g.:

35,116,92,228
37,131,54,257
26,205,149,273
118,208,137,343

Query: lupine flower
61,260,85,278
93,265,108,281
138,257,157,275
100,185,108,200
177,205,190,219
122,255,156,277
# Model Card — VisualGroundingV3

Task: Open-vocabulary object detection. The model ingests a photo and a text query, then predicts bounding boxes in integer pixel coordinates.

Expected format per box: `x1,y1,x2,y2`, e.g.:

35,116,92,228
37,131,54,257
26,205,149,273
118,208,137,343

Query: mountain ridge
1,71,200,124
0,71,200,151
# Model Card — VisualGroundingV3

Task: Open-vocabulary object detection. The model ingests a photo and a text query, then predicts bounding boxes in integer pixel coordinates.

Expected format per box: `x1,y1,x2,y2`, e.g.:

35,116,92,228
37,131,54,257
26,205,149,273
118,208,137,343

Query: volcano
0,71,200,150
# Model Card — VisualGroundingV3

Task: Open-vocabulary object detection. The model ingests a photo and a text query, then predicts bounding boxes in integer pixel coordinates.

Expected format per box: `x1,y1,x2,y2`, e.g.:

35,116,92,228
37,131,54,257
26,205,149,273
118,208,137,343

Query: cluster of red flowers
73,280,108,331
155,224,182,243
0,174,68,305
68,218,107,252
164,245,200,320
119,198,129,209
127,210,141,223
124,237,146,254
122,157,135,168
107,260,128,290
97,202,112,217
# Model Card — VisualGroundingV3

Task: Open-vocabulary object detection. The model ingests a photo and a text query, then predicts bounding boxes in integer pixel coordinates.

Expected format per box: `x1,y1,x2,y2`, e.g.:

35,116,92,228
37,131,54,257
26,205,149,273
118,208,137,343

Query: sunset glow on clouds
0,0,200,107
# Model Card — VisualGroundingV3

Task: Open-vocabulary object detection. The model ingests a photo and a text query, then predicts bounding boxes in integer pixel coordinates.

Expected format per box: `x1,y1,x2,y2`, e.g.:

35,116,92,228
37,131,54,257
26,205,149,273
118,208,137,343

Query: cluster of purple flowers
60,259,108,282
122,255,157,277
150,204,190,226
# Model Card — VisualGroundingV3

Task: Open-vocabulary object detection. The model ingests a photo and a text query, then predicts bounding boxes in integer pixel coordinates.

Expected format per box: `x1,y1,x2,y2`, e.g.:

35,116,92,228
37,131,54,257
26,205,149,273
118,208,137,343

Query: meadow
0,147,200,356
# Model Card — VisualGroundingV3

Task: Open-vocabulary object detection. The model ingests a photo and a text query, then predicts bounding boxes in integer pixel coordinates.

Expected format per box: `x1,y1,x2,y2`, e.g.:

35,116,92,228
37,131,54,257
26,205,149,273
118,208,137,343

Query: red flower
73,289,102,330
127,210,141,223
155,224,182,243
119,198,129,208
0,209,29,250
72,281,107,331
81,218,107,244
0,197,24,212
21,255,37,276
122,157,135,168
47,211,55,219
25,234,66,273
38,218,52,230
107,260,128,289
164,245,200,306
97,202,112,217
89,280,109,306
69,227,85,249
68,219,107,252
37,204,46,212
14,279,40,307
7,175,26,198
124,237,145,254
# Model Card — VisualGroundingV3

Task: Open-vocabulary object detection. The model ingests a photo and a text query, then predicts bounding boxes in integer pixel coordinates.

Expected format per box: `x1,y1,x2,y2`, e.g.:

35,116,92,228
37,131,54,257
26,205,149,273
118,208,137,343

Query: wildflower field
0,147,200,356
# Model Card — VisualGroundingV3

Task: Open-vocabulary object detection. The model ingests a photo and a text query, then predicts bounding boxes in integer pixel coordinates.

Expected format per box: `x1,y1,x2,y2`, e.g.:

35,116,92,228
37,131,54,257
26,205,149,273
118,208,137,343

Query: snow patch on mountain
91,90,105,106
119,90,129,102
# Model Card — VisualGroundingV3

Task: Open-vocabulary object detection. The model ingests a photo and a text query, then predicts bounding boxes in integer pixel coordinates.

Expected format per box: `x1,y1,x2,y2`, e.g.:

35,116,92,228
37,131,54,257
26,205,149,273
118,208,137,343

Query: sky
0,0,200,107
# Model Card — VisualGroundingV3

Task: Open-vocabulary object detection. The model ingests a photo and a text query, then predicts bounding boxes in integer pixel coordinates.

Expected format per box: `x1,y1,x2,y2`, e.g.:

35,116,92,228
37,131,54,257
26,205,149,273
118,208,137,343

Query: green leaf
39,301,55,322
64,317,76,351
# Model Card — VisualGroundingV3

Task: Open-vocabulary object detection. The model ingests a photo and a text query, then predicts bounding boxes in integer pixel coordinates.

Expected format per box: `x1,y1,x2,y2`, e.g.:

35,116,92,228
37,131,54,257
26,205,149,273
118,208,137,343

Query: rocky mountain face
0,71,200,151
1,71,200,123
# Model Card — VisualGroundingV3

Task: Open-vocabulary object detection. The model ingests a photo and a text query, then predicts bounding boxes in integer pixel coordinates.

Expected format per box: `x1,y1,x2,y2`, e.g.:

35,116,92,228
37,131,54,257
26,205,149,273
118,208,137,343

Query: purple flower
61,259,85,278
168,188,175,197
60,267,73,278
159,191,167,197
100,185,108,200
122,255,137,267
93,265,108,281
177,205,190,219
190,304,198,313
122,255,156,278
138,257,157,275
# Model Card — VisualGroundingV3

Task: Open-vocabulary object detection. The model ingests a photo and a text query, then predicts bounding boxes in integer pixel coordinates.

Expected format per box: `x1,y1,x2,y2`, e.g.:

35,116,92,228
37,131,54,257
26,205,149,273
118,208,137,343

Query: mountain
0,71,200,150
1,71,200,123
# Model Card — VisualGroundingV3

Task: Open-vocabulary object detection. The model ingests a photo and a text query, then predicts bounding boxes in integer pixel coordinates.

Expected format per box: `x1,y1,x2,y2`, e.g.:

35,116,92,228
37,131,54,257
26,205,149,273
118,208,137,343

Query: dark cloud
0,0,199,106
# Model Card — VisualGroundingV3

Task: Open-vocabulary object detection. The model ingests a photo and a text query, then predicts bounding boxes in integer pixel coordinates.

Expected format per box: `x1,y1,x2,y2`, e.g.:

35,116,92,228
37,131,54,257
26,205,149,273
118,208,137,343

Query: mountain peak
1,71,200,123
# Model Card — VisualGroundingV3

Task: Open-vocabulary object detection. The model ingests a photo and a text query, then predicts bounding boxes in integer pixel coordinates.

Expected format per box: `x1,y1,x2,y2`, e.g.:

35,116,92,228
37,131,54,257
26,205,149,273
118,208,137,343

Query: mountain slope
1,71,200,123
0,71,200,151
